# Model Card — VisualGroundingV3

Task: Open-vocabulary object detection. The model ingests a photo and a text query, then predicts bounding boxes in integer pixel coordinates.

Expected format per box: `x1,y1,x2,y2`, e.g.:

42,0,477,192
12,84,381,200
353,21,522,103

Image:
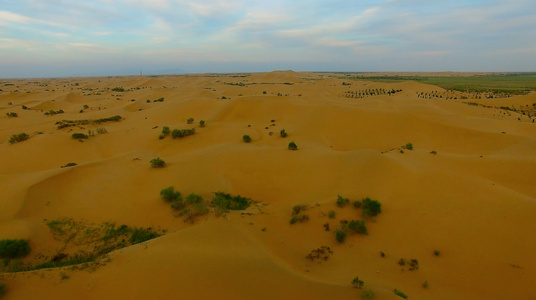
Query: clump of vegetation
280,129,288,137
150,157,166,168
44,109,64,116
8,133,29,144
290,214,309,224
5,112,17,117
187,117,194,124
362,197,382,218
199,120,205,127
292,204,308,215
361,288,375,299
305,246,333,262
405,143,413,150
352,276,364,289
72,133,89,139
171,128,195,138
434,250,441,256
336,195,350,207
243,135,252,143
60,162,77,168
160,186,181,203
335,229,347,243
394,289,408,299
96,127,107,134
328,210,336,219
83,104,89,109
153,97,164,102
288,141,298,150
353,200,362,208
422,281,429,288
0,239,31,259
55,115,122,129
212,192,251,215
348,220,368,235
22,105,28,110
111,87,124,92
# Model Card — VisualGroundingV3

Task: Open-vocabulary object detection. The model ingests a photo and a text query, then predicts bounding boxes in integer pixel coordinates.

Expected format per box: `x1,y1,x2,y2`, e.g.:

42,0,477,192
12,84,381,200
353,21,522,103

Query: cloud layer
1,0,535,77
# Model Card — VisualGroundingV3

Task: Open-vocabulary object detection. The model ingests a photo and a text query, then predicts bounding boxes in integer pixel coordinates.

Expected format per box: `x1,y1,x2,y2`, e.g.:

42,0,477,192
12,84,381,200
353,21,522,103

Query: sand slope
1,72,536,299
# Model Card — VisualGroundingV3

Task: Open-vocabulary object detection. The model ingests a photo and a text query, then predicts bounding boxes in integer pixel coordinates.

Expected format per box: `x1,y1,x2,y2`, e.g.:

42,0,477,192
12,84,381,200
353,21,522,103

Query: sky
0,0,535,78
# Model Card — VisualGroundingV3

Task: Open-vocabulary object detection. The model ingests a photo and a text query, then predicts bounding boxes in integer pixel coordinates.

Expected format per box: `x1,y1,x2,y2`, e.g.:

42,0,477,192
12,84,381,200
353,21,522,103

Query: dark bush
186,193,203,204
288,141,298,150
162,126,170,135
335,229,347,243
352,276,364,288
150,157,166,168
212,192,251,213
8,133,29,144
290,214,309,224
129,228,160,245
187,117,194,124
171,128,195,138
243,135,252,143
362,197,382,217
71,133,89,139
292,204,308,215
199,120,205,127
5,112,17,117
280,129,288,137
348,220,368,235
0,239,31,259
160,186,181,202
336,195,350,207
394,289,408,299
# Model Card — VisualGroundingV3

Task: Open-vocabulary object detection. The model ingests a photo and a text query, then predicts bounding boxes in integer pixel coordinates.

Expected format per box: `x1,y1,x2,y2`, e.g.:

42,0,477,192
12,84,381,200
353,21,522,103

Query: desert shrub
353,200,362,208
83,104,89,109
8,133,29,144
336,195,350,207
263,91,267,94
160,186,181,202
292,204,308,215
111,87,124,92
422,281,429,288
96,128,107,134
0,239,31,259
0,282,5,297
394,289,408,299
212,192,251,214
171,128,195,138
288,141,298,150
187,117,194,124
361,288,375,299
335,229,347,243
199,120,205,127
186,193,203,204
150,157,166,168
153,97,164,102
280,129,288,137
405,143,413,150
243,135,252,143
305,246,333,262
22,105,28,110
362,197,382,218
44,109,64,116
162,126,170,135
71,133,89,139
5,112,17,117
290,215,309,224
170,200,185,211
129,228,160,245
348,220,368,235
434,250,441,256
328,210,336,219
352,276,364,288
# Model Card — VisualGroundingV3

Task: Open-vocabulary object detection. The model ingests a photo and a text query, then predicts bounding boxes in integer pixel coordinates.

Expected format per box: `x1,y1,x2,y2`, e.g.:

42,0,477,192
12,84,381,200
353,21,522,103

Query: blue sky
0,0,535,78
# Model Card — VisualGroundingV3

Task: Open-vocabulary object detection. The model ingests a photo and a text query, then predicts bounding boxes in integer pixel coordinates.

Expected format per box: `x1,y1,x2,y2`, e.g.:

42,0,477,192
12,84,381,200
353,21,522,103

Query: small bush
243,135,252,143
199,120,205,127
22,105,28,110
186,193,203,204
162,126,170,135
352,276,364,288
96,128,107,134
8,133,29,144
0,239,31,259
288,141,298,150
160,186,181,202
434,250,441,256
361,288,375,299
187,117,194,124
212,192,251,214
129,228,160,245
83,104,89,109
328,210,336,219
353,200,362,208
405,143,413,150
150,157,166,168
5,112,17,117
292,204,308,215
280,129,288,137
290,215,309,224
348,220,368,235
305,246,333,262
422,281,429,288
263,91,267,94
362,197,382,218
71,133,89,139
335,229,347,243
336,195,350,207
111,87,124,92
394,289,408,299
171,128,195,138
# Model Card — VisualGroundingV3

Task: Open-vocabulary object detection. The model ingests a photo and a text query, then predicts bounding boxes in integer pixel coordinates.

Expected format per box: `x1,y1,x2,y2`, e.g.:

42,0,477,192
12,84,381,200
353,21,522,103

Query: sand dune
1,72,536,299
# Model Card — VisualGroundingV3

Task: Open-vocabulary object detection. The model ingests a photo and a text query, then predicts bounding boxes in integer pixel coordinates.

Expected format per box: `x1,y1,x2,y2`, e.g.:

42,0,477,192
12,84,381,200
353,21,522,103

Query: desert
1,71,536,299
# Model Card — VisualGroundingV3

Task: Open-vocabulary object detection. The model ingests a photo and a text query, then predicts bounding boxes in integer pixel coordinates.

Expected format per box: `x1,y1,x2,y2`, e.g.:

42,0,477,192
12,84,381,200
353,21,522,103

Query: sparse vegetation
0,282,5,297
5,112,17,117
348,220,368,235
305,246,333,262
405,143,413,150
434,250,441,256
187,117,194,124
280,129,288,137
290,214,309,224
288,141,298,150
150,157,166,168
243,135,252,143
111,87,124,92
335,229,347,243
212,192,251,215
328,210,336,219
336,195,350,207
160,186,182,203
292,204,308,215
394,289,408,299
0,239,31,259
362,197,382,218
353,200,362,208
55,115,122,129
361,288,375,299
352,276,364,289
162,126,170,135
422,281,429,288
71,133,89,139
171,128,195,138
8,133,29,144
96,127,107,134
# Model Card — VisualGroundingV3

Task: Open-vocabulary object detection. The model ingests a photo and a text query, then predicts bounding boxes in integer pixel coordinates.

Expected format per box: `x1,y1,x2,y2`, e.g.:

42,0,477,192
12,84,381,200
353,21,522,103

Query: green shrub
328,210,336,219
335,229,347,243
212,192,251,213
5,112,17,117
150,157,166,168
353,200,362,208
160,186,181,202
129,228,160,245
292,204,308,215
263,91,267,94
280,129,288,137
336,195,350,207
348,220,368,235
186,193,203,204
288,141,298,150
187,117,194,124
96,128,107,134
111,87,124,92
199,120,205,127
361,288,375,299
0,239,31,259
434,250,441,256
83,104,89,109
290,215,309,224
352,276,364,288
22,105,28,110
8,133,29,144
394,289,408,299
171,128,195,138
362,197,382,218
162,126,170,135
243,135,252,143
405,143,413,150
71,133,89,139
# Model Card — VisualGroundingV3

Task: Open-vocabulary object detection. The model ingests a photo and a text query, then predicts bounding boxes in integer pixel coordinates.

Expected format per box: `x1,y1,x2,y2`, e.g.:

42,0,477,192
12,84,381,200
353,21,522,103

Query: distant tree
362,197,382,218
187,117,194,124
199,120,205,127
